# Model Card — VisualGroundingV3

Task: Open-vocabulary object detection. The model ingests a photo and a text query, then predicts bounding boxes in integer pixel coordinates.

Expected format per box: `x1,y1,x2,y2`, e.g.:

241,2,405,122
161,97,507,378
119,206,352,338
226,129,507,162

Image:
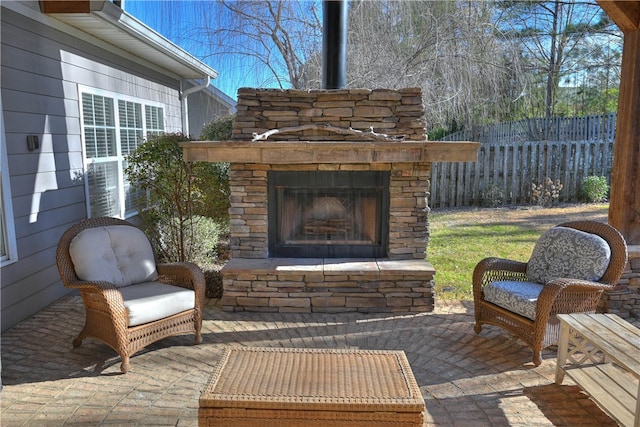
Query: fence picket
430,139,615,208
509,144,518,204
431,114,616,208
440,113,617,143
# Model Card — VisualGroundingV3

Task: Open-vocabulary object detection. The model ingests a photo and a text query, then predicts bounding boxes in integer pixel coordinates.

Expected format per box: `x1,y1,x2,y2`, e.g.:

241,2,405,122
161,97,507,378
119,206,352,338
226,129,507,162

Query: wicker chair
473,220,628,366
56,217,205,373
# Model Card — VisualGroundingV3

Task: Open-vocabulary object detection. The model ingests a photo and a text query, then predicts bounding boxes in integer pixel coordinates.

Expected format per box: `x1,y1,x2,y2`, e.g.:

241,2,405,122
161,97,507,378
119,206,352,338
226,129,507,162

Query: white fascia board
3,1,217,80
95,1,218,79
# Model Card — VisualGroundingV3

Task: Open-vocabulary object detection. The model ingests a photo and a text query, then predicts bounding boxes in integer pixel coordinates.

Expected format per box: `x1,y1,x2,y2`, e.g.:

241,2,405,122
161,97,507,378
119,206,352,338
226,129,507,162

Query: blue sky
125,0,287,99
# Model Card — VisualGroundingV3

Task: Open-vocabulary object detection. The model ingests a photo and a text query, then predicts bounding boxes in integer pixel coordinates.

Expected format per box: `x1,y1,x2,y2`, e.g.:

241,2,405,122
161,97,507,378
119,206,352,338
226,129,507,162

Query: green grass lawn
427,204,609,300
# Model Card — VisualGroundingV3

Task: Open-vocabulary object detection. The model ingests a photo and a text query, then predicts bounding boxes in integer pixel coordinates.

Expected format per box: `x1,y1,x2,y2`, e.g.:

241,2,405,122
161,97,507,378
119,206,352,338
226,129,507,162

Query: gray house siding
0,5,186,330
187,88,236,139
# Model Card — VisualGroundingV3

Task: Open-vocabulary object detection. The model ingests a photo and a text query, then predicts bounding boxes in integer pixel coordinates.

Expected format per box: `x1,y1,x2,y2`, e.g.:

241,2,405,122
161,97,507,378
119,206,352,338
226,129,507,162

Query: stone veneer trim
601,246,640,320
221,258,436,314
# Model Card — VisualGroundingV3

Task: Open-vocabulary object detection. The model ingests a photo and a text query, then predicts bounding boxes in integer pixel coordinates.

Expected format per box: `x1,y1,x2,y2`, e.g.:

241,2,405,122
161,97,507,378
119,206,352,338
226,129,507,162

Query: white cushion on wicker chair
69,225,158,287
119,282,195,326
526,226,611,285
483,280,544,320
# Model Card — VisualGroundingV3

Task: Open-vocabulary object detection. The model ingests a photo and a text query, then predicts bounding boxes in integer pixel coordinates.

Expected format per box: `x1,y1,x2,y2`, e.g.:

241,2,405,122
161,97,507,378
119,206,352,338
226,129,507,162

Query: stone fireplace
181,87,478,313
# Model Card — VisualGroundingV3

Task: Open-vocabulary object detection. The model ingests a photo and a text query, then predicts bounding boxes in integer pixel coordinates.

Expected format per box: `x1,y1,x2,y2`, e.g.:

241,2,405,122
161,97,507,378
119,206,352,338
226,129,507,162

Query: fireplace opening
268,171,389,258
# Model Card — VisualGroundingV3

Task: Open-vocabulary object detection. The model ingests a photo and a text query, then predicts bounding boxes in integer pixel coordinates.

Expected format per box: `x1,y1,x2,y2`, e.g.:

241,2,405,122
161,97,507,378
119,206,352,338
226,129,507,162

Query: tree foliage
124,133,228,263
495,0,621,118
131,0,623,133
193,0,322,90
200,114,234,141
344,1,523,129
199,115,233,221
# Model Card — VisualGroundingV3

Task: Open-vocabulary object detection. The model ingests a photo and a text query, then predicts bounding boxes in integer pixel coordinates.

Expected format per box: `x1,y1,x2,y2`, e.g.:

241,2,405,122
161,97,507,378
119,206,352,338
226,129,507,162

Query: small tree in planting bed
125,133,227,267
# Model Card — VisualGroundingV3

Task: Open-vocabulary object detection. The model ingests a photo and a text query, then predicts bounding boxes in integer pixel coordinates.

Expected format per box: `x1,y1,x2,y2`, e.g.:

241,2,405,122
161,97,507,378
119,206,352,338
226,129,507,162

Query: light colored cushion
69,225,158,288
526,226,611,285
483,280,544,320
119,282,195,327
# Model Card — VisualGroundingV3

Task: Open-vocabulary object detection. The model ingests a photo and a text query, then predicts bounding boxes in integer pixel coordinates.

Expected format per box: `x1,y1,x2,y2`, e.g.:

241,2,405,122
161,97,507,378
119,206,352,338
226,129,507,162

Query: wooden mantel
180,140,480,164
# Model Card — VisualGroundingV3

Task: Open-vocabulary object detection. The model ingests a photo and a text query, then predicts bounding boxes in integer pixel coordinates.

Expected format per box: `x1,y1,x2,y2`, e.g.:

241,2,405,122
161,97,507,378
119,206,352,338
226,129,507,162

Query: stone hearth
182,88,479,313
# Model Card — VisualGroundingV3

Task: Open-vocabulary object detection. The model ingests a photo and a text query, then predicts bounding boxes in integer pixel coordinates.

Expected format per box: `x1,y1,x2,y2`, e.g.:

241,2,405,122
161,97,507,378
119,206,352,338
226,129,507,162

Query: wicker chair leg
120,356,130,374
72,331,87,347
473,323,482,334
195,331,202,344
532,351,542,367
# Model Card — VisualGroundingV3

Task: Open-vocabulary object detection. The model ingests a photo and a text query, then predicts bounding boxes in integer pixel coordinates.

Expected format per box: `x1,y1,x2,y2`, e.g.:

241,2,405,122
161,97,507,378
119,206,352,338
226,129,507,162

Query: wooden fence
430,139,615,208
440,113,617,143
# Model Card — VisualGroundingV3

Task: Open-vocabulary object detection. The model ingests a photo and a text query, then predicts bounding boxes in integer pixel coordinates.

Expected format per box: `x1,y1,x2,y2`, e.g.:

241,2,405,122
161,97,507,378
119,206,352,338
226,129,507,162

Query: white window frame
1,95,18,266
78,86,165,219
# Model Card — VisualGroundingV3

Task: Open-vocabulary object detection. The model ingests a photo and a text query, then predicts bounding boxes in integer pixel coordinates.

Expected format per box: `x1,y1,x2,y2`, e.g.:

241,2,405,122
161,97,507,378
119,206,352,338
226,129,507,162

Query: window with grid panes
1,185,7,260
81,90,164,219
119,100,143,216
1,161,9,263
146,105,164,136
1,94,17,265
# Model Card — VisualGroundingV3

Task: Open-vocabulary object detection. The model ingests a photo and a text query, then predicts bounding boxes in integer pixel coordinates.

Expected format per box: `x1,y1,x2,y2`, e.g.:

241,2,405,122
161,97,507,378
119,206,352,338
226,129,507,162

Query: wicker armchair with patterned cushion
473,220,628,366
56,217,205,373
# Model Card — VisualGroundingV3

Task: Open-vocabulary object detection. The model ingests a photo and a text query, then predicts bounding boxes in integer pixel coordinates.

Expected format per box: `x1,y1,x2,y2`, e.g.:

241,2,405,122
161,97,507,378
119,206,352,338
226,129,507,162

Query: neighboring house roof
40,0,218,80
189,79,237,113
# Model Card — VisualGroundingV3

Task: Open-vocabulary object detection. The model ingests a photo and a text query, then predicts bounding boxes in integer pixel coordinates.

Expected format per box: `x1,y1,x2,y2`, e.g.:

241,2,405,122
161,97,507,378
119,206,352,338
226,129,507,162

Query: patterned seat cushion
526,226,611,285
483,280,544,320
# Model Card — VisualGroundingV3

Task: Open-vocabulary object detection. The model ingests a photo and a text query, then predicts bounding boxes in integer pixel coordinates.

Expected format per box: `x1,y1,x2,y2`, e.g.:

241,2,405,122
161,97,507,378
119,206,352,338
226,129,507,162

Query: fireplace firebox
268,171,389,258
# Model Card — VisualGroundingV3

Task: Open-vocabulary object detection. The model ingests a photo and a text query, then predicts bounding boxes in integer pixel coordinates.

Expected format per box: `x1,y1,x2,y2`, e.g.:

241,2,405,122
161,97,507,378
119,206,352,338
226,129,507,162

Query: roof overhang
186,79,237,111
40,0,218,80
597,0,640,32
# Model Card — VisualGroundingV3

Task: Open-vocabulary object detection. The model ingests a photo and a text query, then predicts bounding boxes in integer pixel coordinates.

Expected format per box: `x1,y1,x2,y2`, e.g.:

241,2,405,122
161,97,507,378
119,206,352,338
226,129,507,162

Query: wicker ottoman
199,347,425,427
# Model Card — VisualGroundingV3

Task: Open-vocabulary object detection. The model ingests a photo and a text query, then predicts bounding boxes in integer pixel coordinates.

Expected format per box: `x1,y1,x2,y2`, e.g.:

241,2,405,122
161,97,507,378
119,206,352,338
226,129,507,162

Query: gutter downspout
181,75,211,137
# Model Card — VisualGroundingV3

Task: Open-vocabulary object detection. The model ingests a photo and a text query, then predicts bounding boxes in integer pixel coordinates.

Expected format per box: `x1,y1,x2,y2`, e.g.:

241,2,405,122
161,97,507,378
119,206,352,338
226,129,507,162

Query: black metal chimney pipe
322,0,348,89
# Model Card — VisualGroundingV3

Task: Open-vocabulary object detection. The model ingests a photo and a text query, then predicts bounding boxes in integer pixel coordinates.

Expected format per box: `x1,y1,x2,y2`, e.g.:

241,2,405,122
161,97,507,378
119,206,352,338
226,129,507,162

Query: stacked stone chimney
232,87,427,141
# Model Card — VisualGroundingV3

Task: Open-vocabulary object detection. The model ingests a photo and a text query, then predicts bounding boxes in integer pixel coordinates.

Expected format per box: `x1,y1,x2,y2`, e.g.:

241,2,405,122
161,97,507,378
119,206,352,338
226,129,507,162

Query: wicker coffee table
199,347,425,426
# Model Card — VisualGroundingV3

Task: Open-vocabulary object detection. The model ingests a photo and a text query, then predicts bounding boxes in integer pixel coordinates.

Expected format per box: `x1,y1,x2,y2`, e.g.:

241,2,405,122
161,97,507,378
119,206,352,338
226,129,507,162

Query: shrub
151,215,227,266
192,161,230,220
200,114,234,141
530,178,563,208
579,176,609,203
125,132,228,263
198,116,234,298
480,182,504,207
198,115,233,220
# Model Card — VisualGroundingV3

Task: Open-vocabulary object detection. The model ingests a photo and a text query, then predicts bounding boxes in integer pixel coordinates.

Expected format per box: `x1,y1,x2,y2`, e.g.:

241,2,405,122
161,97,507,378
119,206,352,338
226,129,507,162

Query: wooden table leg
555,319,570,385
634,385,640,427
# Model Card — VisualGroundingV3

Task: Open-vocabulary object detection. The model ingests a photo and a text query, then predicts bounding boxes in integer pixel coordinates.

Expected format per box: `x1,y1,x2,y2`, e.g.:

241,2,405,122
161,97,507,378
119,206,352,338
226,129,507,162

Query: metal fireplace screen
268,171,389,258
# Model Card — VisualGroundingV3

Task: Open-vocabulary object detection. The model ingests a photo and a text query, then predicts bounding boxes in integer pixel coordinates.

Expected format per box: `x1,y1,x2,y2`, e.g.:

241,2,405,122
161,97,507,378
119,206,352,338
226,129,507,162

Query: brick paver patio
1,296,626,426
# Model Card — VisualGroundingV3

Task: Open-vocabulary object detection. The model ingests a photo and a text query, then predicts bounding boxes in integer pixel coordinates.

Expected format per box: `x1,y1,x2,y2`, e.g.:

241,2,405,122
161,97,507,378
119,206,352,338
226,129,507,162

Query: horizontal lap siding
0,7,183,330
